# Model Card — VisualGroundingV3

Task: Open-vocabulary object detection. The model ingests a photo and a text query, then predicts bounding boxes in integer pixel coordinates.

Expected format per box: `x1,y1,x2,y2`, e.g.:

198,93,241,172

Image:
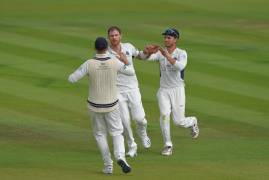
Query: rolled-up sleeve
130,43,140,58
116,59,135,76
173,50,187,71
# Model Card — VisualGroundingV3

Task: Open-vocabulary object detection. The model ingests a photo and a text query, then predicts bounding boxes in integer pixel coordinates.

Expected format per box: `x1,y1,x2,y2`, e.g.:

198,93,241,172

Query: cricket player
68,37,133,174
107,26,151,158
143,28,199,156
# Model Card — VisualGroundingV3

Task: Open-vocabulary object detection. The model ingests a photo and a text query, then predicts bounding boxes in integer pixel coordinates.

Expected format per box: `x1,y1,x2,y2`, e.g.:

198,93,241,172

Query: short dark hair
107,26,122,34
95,37,108,50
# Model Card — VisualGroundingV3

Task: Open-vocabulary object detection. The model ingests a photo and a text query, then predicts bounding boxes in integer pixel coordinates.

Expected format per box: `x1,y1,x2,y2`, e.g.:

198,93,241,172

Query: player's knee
133,112,146,123
120,112,129,120
160,114,170,122
121,117,131,127
93,131,106,141
109,129,123,137
136,117,147,126
132,109,145,123
108,124,124,137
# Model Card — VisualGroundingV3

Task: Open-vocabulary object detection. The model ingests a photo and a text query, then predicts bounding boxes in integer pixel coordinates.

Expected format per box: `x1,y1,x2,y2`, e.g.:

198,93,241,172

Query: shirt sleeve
68,60,89,83
147,51,161,61
129,43,140,57
116,59,135,76
173,50,187,70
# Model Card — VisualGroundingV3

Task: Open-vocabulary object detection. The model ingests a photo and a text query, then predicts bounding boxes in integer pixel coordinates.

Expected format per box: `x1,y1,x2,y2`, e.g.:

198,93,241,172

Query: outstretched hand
158,46,169,57
158,47,176,65
143,44,160,55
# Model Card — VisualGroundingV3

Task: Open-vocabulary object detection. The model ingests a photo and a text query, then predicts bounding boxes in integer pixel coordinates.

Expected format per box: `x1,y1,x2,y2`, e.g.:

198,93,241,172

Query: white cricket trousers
118,88,148,149
89,106,125,166
157,85,196,147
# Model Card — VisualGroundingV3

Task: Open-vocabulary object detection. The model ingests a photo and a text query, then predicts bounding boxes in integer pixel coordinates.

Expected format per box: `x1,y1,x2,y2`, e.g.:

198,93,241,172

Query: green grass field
0,0,269,179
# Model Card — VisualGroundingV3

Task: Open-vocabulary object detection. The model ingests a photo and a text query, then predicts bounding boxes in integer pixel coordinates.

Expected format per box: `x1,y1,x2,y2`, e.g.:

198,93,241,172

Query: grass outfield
0,0,269,179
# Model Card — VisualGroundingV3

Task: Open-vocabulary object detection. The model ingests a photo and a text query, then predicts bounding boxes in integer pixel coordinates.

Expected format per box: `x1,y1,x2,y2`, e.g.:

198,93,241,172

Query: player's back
88,57,119,112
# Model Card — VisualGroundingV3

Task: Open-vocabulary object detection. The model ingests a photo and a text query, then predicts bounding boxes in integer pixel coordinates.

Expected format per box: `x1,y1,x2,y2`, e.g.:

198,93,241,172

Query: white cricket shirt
148,47,187,89
108,43,140,93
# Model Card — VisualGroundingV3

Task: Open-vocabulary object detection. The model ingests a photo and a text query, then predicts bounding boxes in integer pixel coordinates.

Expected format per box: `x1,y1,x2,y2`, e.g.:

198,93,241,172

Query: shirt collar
95,52,110,58
108,43,123,55
165,47,177,55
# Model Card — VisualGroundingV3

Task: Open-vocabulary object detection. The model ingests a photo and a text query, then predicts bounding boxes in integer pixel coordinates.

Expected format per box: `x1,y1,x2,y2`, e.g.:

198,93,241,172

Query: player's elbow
173,61,186,71
68,75,76,83
121,67,135,76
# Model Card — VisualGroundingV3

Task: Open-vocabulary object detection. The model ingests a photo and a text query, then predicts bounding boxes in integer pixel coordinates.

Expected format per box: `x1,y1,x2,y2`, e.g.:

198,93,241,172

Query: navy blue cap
95,37,108,50
162,28,180,38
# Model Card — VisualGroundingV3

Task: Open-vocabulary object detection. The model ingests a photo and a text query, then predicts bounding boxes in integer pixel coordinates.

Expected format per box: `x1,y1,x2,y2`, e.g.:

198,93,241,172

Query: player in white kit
68,37,133,174
107,26,151,158
143,28,199,156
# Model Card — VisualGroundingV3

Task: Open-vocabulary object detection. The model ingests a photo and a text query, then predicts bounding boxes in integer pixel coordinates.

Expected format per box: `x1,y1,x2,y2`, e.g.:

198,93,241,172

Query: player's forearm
119,64,135,76
165,55,186,70
68,68,87,83
172,53,187,70
166,55,176,65
68,74,77,83
137,51,150,60
68,61,89,83
173,61,186,71
68,72,82,83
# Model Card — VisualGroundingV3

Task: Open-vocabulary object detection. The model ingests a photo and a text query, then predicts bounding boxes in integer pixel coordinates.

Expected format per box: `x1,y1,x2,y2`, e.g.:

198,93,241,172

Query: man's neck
96,49,107,54
110,43,121,53
166,45,176,54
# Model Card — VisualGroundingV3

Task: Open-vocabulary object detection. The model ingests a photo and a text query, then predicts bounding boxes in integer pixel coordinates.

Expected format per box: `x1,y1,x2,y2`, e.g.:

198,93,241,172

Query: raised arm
138,44,160,60
115,52,135,76
173,50,187,70
159,47,187,70
68,60,89,83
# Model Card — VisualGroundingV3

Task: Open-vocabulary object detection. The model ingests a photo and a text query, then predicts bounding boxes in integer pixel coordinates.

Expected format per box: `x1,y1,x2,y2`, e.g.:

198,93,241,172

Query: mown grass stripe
0,66,88,96
0,31,89,57
190,61,269,89
0,53,86,81
0,23,90,48
0,107,90,142
0,92,87,127
190,51,269,77
188,83,269,114
187,108,269,138
187,96,268,128
188,70,269,101
0,41,83,67
0,78,86,113
184,37,268,63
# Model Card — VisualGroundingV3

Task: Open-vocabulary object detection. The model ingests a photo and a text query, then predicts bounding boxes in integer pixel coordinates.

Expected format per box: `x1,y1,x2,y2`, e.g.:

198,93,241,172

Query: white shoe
191,117,199,139
126,146,137,158
102,165,113,174
161,146,172,156
142,136,151,149
117,159,131,174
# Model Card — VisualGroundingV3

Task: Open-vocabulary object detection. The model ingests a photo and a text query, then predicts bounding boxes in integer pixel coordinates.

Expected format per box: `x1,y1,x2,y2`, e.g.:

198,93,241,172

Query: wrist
123,59,129,65
139,51,148,59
